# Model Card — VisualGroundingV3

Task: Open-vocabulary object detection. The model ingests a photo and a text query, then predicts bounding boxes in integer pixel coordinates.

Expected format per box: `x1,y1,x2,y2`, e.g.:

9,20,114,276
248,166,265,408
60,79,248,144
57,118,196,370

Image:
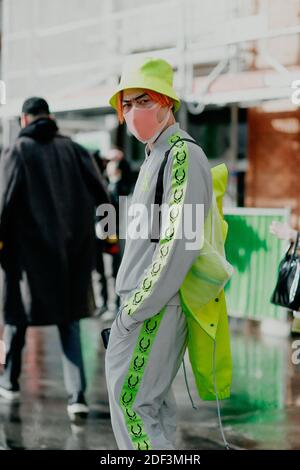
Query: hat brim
109,76,181,113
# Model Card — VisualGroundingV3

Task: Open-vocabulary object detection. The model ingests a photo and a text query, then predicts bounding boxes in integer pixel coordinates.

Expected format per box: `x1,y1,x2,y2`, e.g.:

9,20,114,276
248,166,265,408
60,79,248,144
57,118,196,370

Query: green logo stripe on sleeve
122,133,189,317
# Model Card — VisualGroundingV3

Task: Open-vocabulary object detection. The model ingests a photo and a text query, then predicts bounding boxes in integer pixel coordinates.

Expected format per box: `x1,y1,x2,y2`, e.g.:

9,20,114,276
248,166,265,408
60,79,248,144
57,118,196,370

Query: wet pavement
1,314,300,450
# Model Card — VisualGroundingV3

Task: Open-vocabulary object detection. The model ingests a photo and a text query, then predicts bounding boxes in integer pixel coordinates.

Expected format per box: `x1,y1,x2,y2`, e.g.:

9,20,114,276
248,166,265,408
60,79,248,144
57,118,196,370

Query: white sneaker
100,310,116,322
67,393,89,422
93,305,109,317
0,385,20,401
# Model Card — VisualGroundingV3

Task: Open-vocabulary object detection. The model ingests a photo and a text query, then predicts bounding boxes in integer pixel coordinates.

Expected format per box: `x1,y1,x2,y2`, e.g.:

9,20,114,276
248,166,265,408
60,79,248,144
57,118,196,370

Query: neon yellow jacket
179,163,234,400
118,128,233,401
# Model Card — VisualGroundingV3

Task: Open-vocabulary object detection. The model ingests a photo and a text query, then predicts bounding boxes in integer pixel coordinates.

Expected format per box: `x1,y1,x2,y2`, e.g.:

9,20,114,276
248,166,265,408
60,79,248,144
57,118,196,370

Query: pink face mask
124,103,171,144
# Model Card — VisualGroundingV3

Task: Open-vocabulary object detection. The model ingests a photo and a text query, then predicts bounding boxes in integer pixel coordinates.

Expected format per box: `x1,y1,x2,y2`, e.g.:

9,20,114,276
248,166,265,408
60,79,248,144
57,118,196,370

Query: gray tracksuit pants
105,123,212,450
105,303,187,450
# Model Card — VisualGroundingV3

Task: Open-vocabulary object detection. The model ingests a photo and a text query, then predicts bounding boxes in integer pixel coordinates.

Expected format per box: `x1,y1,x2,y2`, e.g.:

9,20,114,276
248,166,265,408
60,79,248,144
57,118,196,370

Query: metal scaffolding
1,0,300,118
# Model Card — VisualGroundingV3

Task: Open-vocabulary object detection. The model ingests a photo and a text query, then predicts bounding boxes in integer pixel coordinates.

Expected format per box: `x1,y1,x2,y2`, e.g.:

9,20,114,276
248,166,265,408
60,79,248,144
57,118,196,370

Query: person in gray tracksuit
105,57,213,450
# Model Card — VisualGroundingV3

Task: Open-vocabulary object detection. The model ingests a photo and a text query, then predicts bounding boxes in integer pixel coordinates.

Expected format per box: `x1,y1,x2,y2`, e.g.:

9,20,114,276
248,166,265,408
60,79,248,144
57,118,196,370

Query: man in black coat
0,97,110,420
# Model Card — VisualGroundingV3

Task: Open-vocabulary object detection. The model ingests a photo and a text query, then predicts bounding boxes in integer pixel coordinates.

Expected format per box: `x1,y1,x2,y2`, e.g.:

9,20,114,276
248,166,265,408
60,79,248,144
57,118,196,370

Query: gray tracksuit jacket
115,122,213,322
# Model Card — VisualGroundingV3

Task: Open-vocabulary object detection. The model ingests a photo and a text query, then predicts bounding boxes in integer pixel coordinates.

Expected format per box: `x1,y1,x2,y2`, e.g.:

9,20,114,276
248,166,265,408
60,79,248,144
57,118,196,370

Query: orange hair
117,89,174,124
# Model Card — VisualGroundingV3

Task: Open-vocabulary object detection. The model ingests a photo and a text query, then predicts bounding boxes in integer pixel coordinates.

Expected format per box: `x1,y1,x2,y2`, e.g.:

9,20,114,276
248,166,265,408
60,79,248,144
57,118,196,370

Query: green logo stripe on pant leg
119,307,166,450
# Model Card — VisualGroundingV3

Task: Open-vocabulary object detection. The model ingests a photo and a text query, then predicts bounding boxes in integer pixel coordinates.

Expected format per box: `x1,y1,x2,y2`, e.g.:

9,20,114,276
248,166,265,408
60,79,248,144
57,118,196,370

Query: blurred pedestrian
0,97,110,421
92,150,110,316
105,147,132,208
269,221,298,243
95,147,132,320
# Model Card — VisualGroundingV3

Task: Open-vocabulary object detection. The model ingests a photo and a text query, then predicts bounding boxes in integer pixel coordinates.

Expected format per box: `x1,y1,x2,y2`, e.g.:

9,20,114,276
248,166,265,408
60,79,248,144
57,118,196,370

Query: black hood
19,117,58,142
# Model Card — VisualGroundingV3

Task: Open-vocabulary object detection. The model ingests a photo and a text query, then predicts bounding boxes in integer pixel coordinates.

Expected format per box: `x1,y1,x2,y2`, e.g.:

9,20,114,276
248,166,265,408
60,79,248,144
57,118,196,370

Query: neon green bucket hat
109,57,181,113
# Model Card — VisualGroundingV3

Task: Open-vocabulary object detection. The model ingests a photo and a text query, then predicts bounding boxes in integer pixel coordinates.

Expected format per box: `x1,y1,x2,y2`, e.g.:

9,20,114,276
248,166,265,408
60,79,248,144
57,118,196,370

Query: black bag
101,328,111,349
271,232,300,311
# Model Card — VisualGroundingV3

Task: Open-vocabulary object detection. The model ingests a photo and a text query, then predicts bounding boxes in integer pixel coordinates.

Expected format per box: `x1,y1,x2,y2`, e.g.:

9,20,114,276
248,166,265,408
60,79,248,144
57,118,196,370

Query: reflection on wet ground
0,317,300,450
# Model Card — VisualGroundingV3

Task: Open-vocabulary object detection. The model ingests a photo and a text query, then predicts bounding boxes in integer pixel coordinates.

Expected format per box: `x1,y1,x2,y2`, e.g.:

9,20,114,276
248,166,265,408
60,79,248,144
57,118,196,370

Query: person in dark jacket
104,149,132,315
0,97,110,421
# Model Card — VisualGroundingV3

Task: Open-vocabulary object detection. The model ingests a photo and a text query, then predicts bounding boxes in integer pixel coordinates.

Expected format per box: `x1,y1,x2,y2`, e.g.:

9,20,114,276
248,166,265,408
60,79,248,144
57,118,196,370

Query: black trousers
0,321,86,396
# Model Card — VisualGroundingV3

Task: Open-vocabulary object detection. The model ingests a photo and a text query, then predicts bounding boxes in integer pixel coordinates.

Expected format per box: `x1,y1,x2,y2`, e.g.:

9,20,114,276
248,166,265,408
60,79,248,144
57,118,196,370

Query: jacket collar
144,122,180,160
